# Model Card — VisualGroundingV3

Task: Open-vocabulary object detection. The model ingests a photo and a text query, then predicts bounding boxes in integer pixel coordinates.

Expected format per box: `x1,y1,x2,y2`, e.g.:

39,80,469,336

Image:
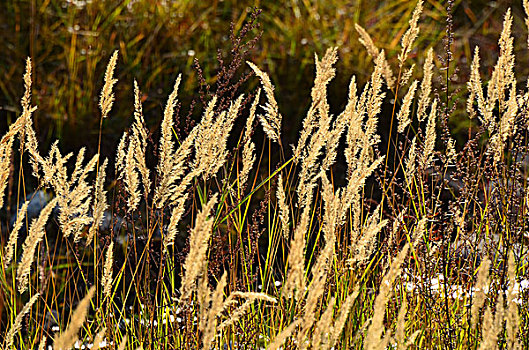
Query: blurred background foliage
0,0,528,157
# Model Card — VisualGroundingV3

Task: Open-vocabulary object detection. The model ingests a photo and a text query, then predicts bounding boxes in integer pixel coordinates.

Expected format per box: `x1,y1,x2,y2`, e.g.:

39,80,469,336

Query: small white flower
430,278,439,291
521,279,529,290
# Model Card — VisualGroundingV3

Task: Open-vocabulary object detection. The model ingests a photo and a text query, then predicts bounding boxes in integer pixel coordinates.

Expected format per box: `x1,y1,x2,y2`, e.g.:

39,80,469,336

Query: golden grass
2,1,529,348
17,198,58,294
53,286,96,350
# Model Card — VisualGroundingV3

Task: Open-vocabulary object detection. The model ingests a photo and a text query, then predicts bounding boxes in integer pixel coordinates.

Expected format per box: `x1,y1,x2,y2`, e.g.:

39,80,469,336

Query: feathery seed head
4,201,30,267
247,61,282,143
398,0,423,65
397,80,418,133
17,197,58,294
99,51,119,119
417,48,434,122
53,286,96,350
179,194,218,301
102,241,114,300
5,293,40,349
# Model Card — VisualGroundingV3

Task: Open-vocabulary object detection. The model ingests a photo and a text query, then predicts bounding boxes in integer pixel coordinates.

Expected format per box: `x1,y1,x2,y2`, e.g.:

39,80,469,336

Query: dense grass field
2,0,529,349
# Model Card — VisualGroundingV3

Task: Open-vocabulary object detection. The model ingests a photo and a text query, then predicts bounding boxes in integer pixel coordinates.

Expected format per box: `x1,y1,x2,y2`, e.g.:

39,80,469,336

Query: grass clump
2,1,529,349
